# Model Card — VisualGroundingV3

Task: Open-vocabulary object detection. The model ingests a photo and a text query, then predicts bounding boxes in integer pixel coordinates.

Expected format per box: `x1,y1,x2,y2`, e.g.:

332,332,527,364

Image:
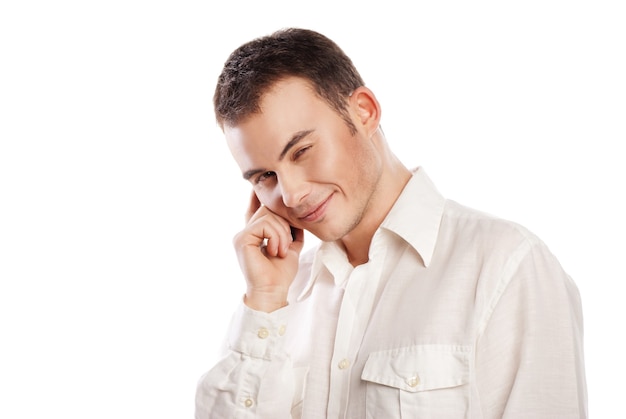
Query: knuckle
232,231,244,248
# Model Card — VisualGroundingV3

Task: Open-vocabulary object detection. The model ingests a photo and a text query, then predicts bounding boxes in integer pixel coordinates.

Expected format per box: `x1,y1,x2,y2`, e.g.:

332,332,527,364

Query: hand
233,191,304,312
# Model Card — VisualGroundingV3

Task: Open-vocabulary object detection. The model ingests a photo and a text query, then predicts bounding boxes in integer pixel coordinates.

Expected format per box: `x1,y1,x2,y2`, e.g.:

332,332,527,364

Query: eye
255,171,276,184
293,145,312,160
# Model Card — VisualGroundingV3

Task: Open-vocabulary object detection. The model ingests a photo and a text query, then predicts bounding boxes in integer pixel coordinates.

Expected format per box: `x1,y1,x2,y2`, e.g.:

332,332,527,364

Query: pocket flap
361,344,470,393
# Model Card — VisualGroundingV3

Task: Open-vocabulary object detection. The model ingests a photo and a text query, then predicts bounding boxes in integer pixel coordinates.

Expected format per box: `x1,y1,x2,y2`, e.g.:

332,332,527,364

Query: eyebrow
242,129,314,180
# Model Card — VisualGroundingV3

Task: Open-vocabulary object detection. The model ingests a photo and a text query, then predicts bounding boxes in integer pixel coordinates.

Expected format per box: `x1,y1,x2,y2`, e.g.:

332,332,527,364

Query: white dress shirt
196,168,587,418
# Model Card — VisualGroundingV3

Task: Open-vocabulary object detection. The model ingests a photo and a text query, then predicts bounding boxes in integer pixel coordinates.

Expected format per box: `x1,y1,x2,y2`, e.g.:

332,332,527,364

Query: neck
339,153,411,266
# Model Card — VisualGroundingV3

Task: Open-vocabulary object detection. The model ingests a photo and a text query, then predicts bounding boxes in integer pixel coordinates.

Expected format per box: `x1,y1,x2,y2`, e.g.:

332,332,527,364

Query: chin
308,225,350,243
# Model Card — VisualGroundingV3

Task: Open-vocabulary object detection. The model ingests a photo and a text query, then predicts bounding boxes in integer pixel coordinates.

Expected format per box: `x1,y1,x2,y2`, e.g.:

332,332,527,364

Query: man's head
215,29,409,253
213,28,365,133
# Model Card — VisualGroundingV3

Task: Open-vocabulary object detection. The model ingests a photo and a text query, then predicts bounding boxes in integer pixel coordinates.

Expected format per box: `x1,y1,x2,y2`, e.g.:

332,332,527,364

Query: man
196,28,587,418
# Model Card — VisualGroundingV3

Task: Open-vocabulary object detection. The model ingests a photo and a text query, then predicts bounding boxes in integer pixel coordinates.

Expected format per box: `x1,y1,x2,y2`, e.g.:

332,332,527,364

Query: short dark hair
213,28,365,133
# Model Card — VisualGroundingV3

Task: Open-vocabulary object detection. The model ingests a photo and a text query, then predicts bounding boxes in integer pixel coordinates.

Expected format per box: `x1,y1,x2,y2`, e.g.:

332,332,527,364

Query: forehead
258,77,320,115
224,78,336,158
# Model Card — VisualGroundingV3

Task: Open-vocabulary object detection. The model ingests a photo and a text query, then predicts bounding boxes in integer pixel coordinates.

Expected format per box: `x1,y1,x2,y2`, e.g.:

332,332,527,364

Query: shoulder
442,199,541,250
434,199,557,280
441,199,574,293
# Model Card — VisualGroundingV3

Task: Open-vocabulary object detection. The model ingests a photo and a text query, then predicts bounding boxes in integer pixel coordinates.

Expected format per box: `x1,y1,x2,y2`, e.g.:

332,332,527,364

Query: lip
298,194,333,223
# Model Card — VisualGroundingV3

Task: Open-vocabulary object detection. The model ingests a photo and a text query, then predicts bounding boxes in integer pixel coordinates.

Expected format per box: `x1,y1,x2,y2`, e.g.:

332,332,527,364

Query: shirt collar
297,167,445,301
379,167,445,267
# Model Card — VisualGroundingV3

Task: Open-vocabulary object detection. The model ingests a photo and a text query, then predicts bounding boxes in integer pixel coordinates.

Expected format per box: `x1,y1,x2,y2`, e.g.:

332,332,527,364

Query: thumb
245,190,262,222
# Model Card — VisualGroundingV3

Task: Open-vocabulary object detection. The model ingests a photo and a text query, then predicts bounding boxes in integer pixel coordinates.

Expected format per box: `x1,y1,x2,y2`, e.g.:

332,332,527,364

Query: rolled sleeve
228,301,291,360
195,300,295,419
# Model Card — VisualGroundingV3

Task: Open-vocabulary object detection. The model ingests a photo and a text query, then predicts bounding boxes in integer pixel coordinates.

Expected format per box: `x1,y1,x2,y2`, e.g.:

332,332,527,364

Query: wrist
244,289,288,313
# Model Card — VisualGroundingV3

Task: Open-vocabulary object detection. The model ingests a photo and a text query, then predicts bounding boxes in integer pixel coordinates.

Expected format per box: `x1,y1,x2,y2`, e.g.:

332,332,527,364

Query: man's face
225,77,383,242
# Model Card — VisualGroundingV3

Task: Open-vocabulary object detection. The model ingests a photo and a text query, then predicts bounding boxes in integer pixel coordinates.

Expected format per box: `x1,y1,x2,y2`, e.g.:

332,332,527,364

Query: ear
349,86,381,136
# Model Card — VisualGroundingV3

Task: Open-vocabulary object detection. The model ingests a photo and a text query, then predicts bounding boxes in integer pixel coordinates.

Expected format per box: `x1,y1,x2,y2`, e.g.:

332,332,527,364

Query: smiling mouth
298,194,332,223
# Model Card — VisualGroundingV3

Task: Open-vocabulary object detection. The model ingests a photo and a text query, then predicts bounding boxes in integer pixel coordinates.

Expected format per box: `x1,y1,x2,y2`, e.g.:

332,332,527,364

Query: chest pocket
361,344,471,419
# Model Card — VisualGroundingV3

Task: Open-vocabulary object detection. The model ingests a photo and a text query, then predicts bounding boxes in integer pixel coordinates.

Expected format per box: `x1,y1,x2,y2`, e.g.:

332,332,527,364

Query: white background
1,1,624,417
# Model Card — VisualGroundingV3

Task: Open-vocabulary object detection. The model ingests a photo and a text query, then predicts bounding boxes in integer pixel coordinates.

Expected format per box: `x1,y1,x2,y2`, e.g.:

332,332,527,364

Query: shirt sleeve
475,238,588,418
195,301,297,419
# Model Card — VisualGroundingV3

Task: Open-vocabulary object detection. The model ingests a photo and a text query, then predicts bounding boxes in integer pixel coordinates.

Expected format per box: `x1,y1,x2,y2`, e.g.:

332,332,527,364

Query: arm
475,238,587,418
195,303,296,418
195,192,305,418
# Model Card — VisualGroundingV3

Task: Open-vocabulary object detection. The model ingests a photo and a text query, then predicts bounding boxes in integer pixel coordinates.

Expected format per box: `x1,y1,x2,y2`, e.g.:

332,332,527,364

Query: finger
245,190,262,222
241,213,290,254
262,218,293,257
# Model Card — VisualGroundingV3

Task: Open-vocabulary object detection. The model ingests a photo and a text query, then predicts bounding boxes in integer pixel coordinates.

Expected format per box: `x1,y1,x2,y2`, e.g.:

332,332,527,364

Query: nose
278,174,310,208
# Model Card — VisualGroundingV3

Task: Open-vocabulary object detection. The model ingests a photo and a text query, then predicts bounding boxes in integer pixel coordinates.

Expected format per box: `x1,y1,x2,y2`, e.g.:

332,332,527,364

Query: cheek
311,142,349,179
319,141,365,183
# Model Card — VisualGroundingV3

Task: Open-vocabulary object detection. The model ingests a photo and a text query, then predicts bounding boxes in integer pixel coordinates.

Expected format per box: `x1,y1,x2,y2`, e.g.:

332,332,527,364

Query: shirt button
244,398,254,408
257,327,269,339
406,375,420,387
278,325,286,336
338,358,350,370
